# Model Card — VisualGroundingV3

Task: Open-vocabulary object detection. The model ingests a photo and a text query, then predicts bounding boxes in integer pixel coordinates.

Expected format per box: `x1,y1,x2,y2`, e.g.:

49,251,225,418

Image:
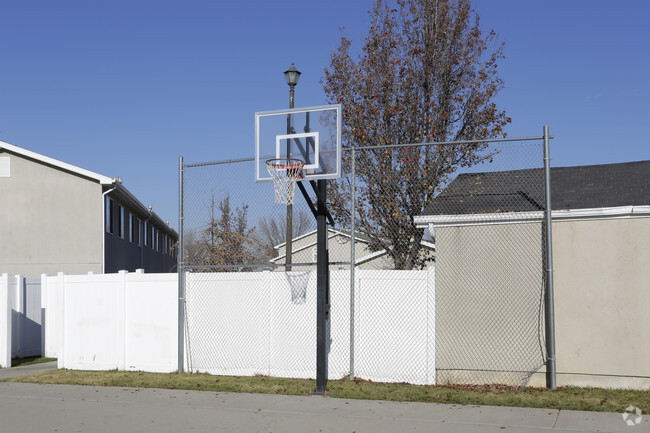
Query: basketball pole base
314,179,329,395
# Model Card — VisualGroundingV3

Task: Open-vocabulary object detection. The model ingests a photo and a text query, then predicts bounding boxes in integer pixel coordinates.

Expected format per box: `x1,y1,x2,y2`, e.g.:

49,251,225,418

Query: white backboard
255,104,342,182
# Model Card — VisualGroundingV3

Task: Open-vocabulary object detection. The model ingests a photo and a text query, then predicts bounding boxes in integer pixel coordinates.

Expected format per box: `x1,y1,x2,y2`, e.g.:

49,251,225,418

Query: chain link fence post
543,125,557,389
349,147,356,381
177,156,185,373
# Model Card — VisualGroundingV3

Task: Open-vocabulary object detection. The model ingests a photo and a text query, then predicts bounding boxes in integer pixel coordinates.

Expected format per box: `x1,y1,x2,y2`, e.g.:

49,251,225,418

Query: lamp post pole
284,63,300,271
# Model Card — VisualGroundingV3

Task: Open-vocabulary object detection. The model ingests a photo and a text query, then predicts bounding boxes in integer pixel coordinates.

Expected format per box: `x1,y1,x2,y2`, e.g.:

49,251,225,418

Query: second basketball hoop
266,158,304,205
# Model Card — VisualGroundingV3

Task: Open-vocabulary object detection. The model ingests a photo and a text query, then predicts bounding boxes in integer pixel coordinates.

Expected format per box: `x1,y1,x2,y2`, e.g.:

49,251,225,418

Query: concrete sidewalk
1,381,647,433
0,360,58,380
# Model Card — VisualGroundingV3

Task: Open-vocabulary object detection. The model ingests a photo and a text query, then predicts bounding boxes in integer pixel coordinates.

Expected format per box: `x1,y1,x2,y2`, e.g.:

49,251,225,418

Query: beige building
271,228,435,270
0,141,177,277
415,161,650,389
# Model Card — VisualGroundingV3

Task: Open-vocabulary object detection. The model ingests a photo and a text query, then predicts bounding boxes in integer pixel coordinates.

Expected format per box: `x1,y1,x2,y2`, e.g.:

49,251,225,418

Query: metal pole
349,148,356,380
177,156,185,374
314,179,329,394
285,86,295,271
543,125,556,389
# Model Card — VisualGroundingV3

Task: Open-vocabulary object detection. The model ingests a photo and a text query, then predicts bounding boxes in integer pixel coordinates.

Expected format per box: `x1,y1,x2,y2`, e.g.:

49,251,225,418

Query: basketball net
266,158,304,205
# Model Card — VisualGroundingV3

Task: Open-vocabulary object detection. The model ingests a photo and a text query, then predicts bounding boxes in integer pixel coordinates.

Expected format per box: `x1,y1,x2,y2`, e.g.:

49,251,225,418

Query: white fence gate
18,278,42,358
0,274,43,367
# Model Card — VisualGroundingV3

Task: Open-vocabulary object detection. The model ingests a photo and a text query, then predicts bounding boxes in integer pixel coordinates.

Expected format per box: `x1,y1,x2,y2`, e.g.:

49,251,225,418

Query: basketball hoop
266,158,304,205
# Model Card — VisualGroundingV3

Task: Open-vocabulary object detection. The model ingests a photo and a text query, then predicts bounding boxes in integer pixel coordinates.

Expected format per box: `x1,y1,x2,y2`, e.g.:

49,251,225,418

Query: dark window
105,197,114,234
129,213,136,243
117,205,124,238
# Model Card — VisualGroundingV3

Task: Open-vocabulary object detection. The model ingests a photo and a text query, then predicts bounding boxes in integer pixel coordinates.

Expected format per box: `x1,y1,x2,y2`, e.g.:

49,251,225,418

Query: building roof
271,227,435,265
421,160,650,216
273,227,372,250
111,182,178,238
0,140,114,185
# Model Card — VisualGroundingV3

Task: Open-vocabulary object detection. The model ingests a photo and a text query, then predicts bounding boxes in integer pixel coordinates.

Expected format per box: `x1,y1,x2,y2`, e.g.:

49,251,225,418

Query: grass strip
11,357,57,368
5,369,649,413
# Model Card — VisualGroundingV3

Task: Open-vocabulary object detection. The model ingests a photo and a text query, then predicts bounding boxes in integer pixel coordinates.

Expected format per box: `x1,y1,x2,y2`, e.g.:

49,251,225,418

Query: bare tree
190,194,274,270
257,210,313,250
323,0,510,269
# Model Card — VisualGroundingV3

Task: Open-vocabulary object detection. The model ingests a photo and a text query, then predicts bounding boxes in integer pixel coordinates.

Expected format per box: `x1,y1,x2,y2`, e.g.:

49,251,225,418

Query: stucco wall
0,151,103,276
533,217,650,388
435,216,650,389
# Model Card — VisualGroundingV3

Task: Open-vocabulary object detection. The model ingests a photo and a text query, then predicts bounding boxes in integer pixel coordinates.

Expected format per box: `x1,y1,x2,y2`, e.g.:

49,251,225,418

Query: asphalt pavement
0,363,647,433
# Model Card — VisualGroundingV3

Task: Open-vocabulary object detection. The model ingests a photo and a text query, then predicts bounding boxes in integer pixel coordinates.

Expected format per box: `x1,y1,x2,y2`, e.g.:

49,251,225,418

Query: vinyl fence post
543,125,557,389
349,148,356,381
178,156,185,374
41,274,47,357
56,272,65,369
14,275,23,359
0,274,11,368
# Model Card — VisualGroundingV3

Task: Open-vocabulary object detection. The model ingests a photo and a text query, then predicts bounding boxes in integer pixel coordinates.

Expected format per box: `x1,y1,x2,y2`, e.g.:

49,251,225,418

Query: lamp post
284,63,301,271
285,63,300,108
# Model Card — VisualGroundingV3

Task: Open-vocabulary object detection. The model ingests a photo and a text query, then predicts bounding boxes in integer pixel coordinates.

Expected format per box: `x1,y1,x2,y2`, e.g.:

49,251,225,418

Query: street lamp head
284,63,301,87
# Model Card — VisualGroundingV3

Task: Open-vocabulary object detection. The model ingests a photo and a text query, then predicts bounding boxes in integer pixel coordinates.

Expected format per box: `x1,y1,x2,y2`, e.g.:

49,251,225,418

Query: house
0,140,177,277
414,160,650,389
271,227,435,270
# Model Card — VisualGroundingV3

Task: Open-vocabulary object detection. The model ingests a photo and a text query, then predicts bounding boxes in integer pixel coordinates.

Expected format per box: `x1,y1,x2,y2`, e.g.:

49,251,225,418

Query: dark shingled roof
423,160,650,216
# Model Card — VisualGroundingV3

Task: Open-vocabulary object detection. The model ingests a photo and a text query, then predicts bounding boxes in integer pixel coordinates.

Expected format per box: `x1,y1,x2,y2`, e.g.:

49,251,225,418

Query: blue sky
1,0,648,227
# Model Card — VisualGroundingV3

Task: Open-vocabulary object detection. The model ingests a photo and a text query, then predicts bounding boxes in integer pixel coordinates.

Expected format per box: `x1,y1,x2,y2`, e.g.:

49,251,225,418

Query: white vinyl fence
184,269,436,384
37,269,435,383
49,271,178,372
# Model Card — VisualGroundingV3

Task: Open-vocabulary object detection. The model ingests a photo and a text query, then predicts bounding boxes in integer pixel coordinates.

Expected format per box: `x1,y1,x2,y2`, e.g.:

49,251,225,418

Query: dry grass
5,369,649,413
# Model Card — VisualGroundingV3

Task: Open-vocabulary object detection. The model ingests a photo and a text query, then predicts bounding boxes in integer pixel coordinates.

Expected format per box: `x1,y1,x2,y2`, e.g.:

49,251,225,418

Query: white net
266,158,304,205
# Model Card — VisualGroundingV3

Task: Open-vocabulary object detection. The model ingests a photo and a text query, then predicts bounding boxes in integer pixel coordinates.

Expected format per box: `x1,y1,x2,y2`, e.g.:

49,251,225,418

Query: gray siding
0,150,104,277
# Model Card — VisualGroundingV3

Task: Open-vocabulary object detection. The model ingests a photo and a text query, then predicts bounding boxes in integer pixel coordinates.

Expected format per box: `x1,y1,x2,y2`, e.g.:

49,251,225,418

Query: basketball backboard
255,104,341,182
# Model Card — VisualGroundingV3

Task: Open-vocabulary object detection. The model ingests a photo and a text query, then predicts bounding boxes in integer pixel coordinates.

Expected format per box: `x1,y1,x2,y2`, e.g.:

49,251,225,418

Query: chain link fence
179,136,550,388
409,140,548,388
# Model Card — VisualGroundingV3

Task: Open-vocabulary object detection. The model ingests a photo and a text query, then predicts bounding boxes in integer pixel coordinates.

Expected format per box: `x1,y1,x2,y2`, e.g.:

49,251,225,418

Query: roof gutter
414,205,650,229
112,182,177,237
101,180,119,273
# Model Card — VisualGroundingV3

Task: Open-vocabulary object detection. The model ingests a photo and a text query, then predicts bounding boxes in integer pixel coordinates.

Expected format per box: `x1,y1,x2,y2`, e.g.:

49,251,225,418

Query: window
136,219,141,246
129,213,136,243
144,221,149,246
105,197,114,234
117,205,124,238
0,156,10,177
